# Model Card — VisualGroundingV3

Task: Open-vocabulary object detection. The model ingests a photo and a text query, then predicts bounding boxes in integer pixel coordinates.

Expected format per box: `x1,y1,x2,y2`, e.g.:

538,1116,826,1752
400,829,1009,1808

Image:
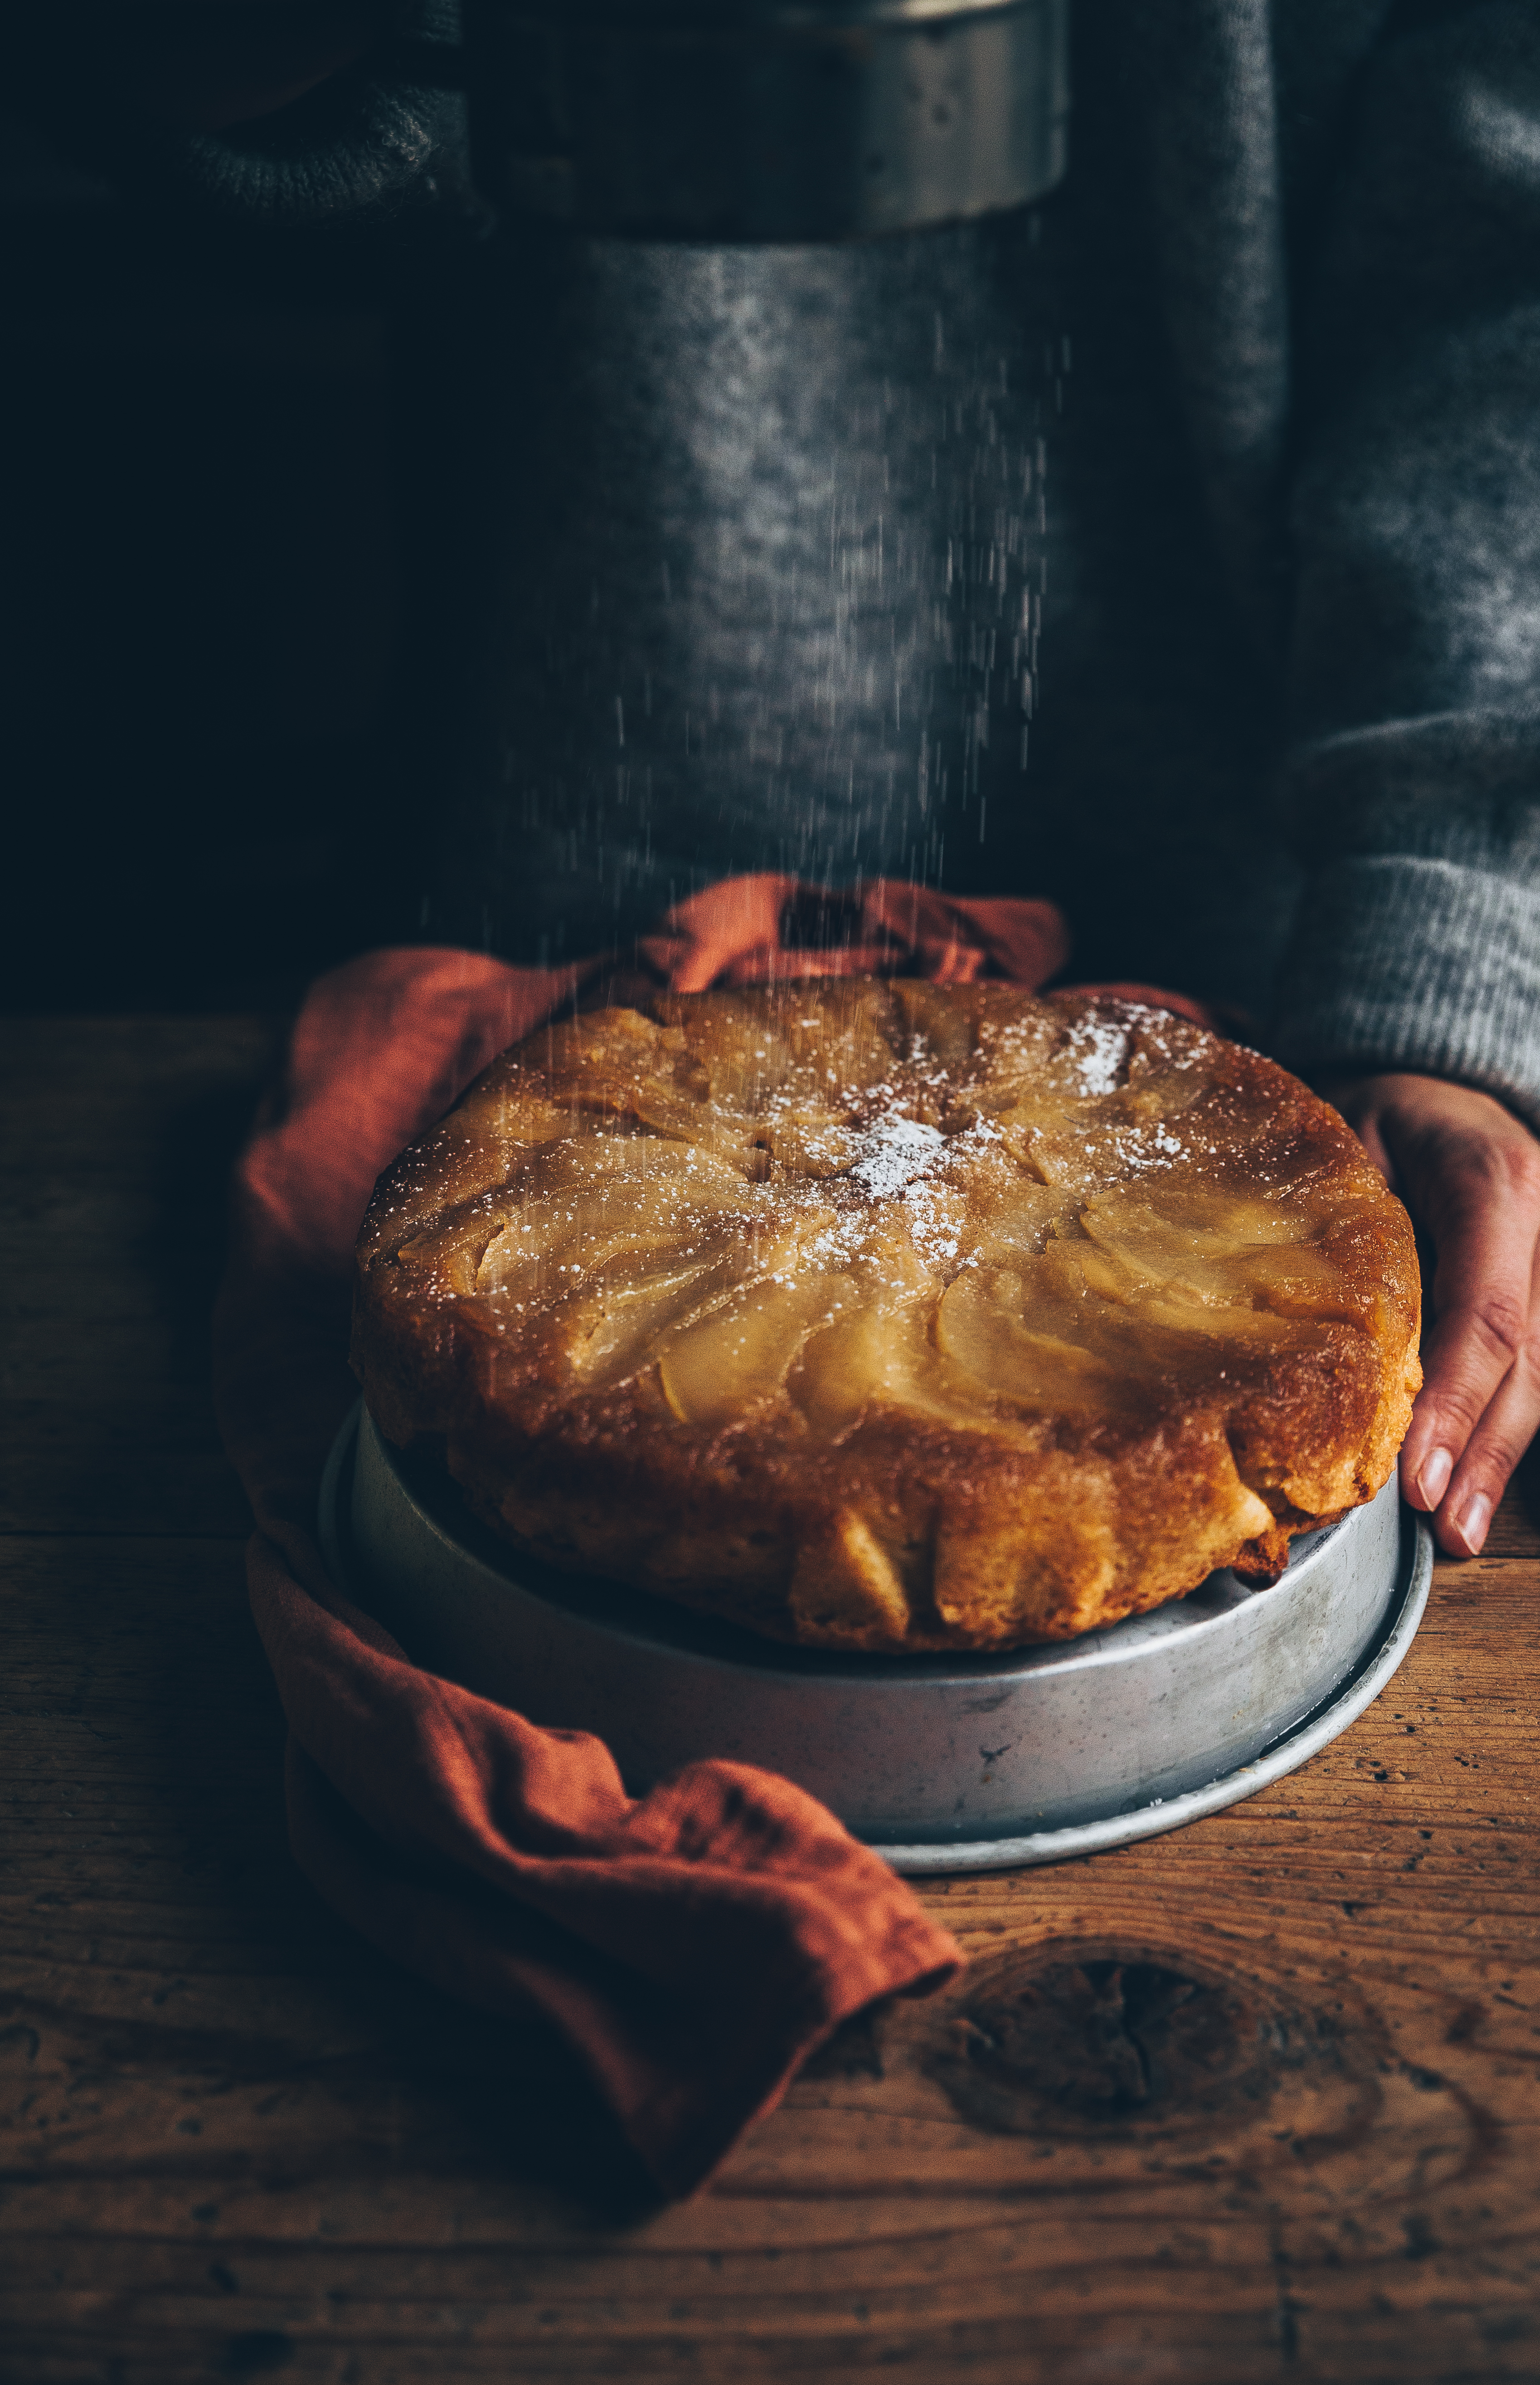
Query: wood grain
3,1018,1539,2385
0,1019,281,1538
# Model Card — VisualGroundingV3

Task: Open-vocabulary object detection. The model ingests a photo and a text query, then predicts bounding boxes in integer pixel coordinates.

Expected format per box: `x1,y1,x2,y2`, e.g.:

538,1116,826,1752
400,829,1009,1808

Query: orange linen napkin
214,873,1212,2199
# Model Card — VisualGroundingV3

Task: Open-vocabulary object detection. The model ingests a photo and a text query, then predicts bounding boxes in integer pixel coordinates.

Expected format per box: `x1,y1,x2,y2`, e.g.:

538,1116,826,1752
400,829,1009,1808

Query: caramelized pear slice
788,1298,929,1435
566,1251,748,1385
786,1206,956,1427
471,1080,572,1149
1042,1231,1307,1358
971,1003,1062,1103
1078,1196,1343,1311
658,1270,855,1428
395,1211,505,1297
625,1077,776,1177
476,1134,770,1303
792,1293,1038,1444
967,1176,1067,1269
519,1133,759,1204
986,1099,1081,1185
543,1012,789,1168
937,1268,1144,1415
890,978,988,1072
476,1202,741,1302
775,979,899,1078
758,1110,862,1178
1132,1181,1342,1245
1109,1068,1205,1128
538,1010,678,1120
653,991,802,1110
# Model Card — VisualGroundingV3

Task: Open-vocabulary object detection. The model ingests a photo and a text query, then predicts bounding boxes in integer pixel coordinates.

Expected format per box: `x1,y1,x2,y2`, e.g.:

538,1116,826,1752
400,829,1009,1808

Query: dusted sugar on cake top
350,980,1422,1652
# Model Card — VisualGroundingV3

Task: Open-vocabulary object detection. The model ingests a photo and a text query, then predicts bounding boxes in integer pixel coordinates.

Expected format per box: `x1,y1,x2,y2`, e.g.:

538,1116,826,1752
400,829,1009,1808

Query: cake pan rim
877,1499,1431,1869
318,1402,1430,1869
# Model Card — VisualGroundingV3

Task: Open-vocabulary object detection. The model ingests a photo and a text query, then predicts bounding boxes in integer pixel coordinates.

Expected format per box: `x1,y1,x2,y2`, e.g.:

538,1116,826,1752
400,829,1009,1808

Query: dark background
2,106,409,1013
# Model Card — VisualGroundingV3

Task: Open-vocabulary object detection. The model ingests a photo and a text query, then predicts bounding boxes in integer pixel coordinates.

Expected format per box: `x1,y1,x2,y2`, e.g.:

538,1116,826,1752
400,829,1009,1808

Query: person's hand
1323,1073,1540,1555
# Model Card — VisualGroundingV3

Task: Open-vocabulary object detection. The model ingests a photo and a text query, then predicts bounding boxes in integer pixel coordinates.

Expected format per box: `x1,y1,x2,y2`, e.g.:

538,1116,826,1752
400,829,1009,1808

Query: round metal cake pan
319,1402,1432,1873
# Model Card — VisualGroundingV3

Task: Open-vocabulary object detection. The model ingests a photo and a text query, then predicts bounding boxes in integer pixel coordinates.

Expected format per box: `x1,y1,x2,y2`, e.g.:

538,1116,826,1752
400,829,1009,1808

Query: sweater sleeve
1268,0,1540,1124
15,0,468,240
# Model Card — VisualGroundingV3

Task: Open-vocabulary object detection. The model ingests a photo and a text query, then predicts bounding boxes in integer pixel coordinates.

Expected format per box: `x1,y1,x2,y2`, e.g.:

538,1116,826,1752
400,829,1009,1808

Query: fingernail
1417,1447,1453,1509
1453,1492,1491,1554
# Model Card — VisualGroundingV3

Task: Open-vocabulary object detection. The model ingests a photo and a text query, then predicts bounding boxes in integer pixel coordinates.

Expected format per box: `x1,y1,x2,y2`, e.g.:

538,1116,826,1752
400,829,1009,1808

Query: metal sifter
414,0,1075,964
460,0,1069,241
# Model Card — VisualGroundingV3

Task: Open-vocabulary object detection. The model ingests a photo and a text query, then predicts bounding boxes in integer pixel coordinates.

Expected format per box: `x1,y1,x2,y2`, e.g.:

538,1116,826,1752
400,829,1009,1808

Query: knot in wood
959,1956,1245,2124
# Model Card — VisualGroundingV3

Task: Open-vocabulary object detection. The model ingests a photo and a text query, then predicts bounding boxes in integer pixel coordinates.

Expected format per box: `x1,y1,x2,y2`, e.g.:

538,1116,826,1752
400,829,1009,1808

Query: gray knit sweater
1110,0,1540,1122
83,0,1540,1121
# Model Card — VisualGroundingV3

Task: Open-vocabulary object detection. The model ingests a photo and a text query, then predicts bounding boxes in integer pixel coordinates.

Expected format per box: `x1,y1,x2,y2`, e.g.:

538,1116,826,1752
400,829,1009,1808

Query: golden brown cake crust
350,982,1422,1652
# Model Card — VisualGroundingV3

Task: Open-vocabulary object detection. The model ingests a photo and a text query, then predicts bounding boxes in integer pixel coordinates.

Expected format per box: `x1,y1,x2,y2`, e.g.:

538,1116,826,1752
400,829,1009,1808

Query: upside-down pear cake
350,982,1422,1652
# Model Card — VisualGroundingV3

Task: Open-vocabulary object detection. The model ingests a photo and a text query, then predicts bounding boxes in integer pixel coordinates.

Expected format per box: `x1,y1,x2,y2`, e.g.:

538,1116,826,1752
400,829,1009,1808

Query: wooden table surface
3,1017,1538,2385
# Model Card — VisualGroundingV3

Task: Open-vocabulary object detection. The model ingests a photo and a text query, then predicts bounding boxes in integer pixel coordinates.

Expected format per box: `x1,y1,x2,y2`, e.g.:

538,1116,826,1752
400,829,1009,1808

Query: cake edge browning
349,987,1423,1653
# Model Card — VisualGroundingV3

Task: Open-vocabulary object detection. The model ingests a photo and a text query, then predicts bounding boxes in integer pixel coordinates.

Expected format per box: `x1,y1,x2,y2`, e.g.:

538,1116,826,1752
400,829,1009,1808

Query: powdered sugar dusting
849,1115,947,1197
1064,1012,1131,1097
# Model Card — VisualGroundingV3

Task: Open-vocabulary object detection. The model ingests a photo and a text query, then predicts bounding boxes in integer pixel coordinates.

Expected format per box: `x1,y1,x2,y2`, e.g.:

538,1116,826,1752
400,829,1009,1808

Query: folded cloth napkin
214,874,1213,2198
